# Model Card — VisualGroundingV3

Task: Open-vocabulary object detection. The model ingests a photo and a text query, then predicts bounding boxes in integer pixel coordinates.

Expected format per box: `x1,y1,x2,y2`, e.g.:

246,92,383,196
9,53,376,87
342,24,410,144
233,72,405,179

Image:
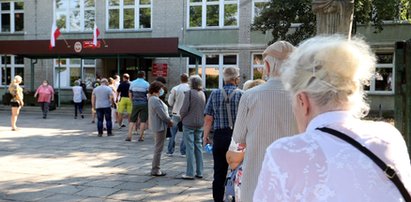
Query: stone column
312,0,354,38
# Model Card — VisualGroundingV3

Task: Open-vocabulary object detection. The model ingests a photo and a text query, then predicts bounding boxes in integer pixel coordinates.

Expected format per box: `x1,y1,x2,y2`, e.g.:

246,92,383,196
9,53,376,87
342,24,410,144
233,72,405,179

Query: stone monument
312,0,354,38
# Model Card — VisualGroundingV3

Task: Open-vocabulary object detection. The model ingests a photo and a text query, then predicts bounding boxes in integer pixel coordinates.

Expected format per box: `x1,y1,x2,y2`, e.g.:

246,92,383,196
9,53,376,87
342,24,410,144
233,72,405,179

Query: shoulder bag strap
317,127,411,202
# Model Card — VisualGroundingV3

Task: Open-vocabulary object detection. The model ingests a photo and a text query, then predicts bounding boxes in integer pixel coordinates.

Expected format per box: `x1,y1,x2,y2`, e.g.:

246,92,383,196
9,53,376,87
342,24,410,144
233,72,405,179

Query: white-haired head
263,41,295,78
189,75,203,90
281,35,376,118
223,67,240,83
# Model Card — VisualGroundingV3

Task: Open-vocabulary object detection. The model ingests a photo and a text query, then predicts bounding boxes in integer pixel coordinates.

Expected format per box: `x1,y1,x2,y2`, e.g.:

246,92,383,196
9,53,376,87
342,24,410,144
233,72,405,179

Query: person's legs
183,126,195,177
127,104,139,141
138,104,148,141
78,102,84,118
43,102,49,118
194,128,204,177
11,107,20,130
104,107,112,135
167,116,180,154
96,108,104,136
117,97,126,127
74,102,78,118
151,130,167,175
212,128,233,202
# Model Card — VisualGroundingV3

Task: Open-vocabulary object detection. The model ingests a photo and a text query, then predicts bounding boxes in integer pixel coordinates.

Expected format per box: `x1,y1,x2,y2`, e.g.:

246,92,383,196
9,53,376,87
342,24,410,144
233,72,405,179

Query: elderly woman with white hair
179,75,206,179
254,35,411,201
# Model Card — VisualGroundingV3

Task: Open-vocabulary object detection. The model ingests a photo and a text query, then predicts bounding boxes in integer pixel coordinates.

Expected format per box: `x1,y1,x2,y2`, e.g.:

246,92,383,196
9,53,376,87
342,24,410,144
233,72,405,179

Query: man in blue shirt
203,67,243,202
126,71,150,142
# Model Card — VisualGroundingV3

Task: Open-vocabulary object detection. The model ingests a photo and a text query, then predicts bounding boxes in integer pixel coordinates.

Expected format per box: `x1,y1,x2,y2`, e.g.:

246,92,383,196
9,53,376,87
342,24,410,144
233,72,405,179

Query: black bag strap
317,127,411,202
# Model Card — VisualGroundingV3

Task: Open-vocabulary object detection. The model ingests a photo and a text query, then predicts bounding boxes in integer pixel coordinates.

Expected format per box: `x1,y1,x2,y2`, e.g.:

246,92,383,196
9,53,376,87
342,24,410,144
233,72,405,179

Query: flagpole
59,34,70,48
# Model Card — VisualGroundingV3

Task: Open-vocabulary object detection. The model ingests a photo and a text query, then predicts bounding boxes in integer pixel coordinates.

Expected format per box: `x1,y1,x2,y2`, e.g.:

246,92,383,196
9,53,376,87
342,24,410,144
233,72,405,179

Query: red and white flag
49,22,61,49
93,23,100,47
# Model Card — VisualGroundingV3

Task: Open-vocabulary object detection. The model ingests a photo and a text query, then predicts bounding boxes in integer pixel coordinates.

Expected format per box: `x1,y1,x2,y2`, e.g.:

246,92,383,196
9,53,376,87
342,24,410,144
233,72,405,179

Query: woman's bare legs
11,107,21,130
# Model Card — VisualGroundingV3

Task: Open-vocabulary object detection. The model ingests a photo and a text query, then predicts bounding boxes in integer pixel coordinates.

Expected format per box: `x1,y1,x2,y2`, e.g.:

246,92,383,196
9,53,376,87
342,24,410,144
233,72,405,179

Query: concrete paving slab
0,110,214,201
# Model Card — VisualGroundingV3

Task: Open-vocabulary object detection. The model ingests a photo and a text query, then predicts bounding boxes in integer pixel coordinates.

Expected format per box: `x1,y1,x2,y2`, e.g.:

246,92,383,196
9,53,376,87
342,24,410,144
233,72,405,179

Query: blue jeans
96,107,112,135
183,126,203,177
74,102,83,117
167,116,185,155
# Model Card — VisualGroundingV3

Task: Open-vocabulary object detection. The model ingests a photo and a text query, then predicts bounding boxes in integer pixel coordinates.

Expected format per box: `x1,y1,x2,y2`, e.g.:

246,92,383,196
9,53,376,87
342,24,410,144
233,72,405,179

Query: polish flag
93,23,100,47
49,22,61,49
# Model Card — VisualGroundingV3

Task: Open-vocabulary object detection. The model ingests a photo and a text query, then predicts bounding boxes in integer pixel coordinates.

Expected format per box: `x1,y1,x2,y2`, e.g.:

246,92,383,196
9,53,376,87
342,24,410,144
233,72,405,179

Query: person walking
203,67,243,202
254,35,411,201
9,75,24,131
225,41,297,202
116,73,132,128
179,75,205,180
90,78,100,123
34,80,54,119
148,81,173,177
72,80,86,119
126,71,149,142
166,73,190,156
91,78,114,137
108,77,118,125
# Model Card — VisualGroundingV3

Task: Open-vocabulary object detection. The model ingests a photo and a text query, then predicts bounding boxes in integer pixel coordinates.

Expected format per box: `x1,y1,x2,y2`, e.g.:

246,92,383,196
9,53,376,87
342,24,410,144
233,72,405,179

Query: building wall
0,0,407,112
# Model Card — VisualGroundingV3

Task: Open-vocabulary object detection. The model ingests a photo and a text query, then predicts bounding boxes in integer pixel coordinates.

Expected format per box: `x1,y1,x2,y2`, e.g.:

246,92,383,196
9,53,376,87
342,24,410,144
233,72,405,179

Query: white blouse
254,111,411,202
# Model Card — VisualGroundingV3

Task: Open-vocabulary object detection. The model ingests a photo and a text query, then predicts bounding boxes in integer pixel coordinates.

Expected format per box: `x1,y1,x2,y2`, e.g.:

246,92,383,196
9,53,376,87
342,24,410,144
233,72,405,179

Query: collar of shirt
306,111,355,132
223,83,238,90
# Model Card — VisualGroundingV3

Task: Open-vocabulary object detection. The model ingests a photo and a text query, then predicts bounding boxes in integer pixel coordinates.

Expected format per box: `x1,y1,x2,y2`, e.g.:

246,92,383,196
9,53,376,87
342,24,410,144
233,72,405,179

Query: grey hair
281,35,376,118
189,75,203,90
223,67,240,82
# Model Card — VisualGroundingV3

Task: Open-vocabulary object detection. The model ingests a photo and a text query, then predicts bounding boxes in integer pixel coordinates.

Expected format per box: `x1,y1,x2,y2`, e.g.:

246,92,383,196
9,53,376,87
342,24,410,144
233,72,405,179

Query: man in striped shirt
203,67,243,202
226,41,298,202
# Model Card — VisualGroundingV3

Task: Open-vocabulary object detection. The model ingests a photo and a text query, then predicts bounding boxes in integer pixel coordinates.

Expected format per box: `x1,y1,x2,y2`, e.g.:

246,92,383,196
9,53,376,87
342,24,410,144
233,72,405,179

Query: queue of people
7,34,411,201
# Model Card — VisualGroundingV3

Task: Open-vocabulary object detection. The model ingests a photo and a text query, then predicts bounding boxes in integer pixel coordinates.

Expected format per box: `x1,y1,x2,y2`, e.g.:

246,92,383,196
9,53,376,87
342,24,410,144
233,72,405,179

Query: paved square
0,107,213,201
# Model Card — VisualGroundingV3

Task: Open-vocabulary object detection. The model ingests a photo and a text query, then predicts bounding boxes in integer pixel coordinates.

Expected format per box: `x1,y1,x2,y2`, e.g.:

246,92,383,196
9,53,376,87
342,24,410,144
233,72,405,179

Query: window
365,53,394,93
0,55,24,86
55,0,95,32
107,0,152,30
188,0,238,28
251,53,264,79
0,1,24,33
54,59,96,88
252,0,269,22
188,54,238,89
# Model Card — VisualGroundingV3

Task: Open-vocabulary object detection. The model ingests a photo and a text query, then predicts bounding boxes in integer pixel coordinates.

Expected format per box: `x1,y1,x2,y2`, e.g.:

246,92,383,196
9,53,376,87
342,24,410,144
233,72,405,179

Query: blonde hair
281,35,376,118
243,79,265,90
8,75,22,94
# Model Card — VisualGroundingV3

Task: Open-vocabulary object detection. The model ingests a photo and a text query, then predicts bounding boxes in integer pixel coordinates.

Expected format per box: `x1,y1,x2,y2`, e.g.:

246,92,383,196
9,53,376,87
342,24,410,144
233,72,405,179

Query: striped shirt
204,84,243,130
129,78,149,105
231,78,298,202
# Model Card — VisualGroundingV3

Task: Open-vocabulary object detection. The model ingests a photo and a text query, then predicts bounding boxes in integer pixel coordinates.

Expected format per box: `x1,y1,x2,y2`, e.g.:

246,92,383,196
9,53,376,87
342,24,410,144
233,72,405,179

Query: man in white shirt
166,73,190,156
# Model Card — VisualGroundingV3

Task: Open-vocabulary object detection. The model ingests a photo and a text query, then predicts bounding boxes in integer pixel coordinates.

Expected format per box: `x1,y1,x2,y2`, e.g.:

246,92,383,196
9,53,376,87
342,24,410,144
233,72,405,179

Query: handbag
317,127,411,202
225,163,243,202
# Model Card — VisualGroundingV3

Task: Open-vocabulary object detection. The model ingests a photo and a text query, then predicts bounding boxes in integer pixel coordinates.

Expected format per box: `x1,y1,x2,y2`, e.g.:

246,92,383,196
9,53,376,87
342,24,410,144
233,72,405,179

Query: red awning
0,37,202,59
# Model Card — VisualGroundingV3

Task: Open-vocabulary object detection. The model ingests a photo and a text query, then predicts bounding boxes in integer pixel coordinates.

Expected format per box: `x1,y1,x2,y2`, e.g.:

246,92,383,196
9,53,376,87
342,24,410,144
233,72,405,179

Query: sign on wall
152,63,168,77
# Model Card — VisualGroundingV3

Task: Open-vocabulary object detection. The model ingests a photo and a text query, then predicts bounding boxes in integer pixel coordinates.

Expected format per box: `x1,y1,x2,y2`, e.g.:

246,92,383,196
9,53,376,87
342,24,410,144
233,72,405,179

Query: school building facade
0,0,409,113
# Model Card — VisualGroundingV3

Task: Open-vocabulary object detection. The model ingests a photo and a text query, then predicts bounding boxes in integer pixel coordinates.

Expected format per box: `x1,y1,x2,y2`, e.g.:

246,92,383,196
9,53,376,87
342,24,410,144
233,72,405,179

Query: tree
252,0,411,45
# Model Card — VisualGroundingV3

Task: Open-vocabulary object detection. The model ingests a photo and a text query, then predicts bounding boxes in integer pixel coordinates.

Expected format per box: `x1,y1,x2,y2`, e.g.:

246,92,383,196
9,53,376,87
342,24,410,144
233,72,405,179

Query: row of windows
0,53,395,94
0,0,270,33
187,53,395,93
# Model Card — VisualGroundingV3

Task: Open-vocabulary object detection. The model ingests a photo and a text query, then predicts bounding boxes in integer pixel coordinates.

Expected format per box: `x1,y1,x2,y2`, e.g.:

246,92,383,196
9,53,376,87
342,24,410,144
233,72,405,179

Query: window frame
54,0,96,32
251,0,269,23
0,55,25,87
366,53,395,95
0,0,24,33
106,0,152,31
188,53,238,89
187,0,239,29
53,58,96,89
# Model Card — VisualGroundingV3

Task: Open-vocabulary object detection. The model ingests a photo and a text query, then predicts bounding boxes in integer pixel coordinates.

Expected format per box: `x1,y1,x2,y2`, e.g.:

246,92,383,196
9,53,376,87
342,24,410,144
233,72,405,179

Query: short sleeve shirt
93,85,112,109
129,78,149,105
204,84,243,130
117,81,130,98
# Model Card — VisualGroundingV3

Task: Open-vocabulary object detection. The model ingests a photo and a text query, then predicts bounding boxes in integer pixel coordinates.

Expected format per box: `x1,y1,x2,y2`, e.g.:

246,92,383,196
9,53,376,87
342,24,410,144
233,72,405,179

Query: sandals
138,136,144,142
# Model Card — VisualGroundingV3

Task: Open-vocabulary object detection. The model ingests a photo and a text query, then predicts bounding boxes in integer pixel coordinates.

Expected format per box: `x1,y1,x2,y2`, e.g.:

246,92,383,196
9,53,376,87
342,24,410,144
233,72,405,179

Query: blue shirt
129,78,149,105
204,84,243,130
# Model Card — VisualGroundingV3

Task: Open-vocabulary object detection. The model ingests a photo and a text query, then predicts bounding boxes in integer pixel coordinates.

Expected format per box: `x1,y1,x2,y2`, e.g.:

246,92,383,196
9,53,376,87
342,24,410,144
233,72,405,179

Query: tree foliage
252,0,411,45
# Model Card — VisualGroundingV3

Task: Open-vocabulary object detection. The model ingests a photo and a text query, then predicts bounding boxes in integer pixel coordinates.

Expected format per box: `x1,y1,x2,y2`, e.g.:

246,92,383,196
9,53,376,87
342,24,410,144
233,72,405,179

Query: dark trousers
74,102,83,117
39,102,49,117
96,107,112,135
212,128,233,202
